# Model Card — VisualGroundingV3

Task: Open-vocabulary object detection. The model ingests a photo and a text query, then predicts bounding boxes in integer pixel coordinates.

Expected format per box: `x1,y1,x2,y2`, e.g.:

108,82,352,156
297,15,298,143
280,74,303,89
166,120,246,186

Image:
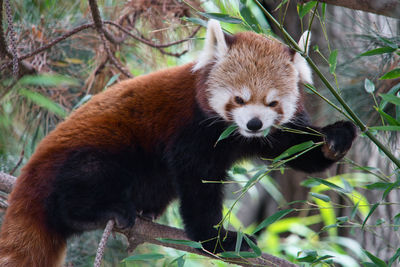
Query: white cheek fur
208,88,231,120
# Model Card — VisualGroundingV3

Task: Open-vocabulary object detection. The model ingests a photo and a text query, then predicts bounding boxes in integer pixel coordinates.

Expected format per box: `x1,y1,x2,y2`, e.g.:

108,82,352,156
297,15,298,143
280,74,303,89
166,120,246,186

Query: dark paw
321,121,356,161
202,232,255,254
112,203,136,229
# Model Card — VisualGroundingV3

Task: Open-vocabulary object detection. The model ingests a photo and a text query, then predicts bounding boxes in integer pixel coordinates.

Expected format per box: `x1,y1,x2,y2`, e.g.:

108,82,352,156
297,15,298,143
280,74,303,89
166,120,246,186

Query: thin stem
254,0,400,169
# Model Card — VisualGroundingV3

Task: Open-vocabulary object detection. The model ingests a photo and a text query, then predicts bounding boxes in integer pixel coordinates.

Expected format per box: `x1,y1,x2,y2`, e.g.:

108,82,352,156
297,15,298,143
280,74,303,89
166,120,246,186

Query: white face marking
241,87,251,102
208,88,232,120
265,89,278,104
232,104,277,137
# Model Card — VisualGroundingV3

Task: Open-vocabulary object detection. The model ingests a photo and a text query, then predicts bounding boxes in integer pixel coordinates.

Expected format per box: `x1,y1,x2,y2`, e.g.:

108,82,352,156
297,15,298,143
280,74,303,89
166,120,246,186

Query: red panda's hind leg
44,147,138,236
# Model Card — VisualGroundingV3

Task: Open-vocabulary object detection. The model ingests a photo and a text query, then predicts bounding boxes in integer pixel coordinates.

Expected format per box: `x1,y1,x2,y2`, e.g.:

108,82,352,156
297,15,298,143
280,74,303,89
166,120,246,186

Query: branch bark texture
0,171,297,267
302,0,400,19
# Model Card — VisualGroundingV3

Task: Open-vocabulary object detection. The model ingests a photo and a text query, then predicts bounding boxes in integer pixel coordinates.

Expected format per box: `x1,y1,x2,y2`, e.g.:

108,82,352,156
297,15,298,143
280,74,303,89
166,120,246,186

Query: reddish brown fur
0,63,198,266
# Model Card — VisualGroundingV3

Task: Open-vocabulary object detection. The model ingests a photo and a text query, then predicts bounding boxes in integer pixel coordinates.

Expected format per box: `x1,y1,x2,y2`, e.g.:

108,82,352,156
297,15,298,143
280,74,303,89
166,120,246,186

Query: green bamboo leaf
104,73,120,90
365,182,392,190
19,73,79,87
321,3,326,21
199,12,243,24
369,126,400,131
182,17,208,28
157,238,202,249
379,83,400,110
329,49,338,74
19,88,67,118
364,250,388,267
359,47,397,57
252,209,293,234
380,68,400,80
393,213,400,231
364,78,375,93
380,93,400,106
239,0,263,33
263,127,271,136
235,231,243,253
297,1,317,19
243,235,261,256
310,192,331,202
169,255,185,267
303,177,347,193
123,253,165,261
215,124,238,146
375,108,400,126
382,180,400,200
298,250,318,262
273,140,314,163
388,248,400,266
362,203,379,229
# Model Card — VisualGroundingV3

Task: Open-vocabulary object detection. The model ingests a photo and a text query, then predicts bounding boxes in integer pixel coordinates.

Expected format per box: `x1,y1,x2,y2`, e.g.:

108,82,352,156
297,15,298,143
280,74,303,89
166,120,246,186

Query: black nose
246,117,263,131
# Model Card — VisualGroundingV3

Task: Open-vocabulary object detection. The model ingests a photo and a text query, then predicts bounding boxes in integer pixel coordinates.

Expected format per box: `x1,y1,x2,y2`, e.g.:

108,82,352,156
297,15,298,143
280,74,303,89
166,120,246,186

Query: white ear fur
193,19,228,71
293,31,313,84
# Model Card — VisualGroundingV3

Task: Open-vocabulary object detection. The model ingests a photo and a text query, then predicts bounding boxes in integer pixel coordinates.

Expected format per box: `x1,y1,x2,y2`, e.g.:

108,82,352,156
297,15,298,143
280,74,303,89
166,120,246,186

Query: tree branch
301,0,400,19
0,171,298,267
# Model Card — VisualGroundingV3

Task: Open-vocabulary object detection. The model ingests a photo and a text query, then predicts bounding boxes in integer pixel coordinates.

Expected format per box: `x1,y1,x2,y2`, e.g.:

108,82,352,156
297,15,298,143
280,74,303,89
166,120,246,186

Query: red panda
0,20,356,266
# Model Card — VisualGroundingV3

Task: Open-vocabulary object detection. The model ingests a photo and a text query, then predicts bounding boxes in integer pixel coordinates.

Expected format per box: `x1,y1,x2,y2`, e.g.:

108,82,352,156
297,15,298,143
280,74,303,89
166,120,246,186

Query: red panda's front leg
267,114,357,173
174,169,252,253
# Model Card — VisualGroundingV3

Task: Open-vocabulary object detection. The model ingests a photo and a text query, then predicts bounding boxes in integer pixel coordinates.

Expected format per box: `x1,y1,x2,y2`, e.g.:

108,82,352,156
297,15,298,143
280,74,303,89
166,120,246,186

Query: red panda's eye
268,101,278,107
234,96,245,105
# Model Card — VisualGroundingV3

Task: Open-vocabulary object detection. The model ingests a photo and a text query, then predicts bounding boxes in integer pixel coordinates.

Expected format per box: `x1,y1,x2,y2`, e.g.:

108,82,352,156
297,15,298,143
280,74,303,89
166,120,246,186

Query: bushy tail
0,181,66,267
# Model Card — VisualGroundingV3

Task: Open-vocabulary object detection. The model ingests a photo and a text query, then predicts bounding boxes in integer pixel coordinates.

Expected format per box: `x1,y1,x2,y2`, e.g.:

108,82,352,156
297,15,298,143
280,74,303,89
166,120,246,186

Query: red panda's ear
193,19,228,71
293,31,313,84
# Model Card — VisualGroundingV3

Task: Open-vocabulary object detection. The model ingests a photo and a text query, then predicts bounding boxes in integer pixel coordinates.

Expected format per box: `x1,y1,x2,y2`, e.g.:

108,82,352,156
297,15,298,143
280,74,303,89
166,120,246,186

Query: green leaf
380,68,400,80
104,73,120,90
310,192,331,202
393,213,400,231
362,203,379,229
239,0,263,33
243,169,265,189
232,166,247,175
382,180,400,200
303,177,347,193
215,124,238,146
199,12,243,24
19,88,67,118
321,3,326,21
243,235,261,256
169,255,185,267
364,78,375,93
313,255,334,263
380,93,400,106
375,218,385,226
375,108,400,126
182,17,208,28
369,126,400,131
359,47,397,57
252,209,293,234
73,94,92,110
273,140,315,163
329,49,338,74
388,248,400,266
263,127,271,136
336,216,349,223
297,1,317,19
350,200,360,220
157,238,202,249
364,250,388,267
378,36,398,49
379,83,400,110
365,182,392,190
298,250,318,262
235,231,243,253
123,253,165,262
18,73,79,87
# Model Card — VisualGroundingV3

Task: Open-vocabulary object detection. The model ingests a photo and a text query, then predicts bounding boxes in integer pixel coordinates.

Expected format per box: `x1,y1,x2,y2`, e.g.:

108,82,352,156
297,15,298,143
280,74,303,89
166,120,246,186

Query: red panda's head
194,20,313,137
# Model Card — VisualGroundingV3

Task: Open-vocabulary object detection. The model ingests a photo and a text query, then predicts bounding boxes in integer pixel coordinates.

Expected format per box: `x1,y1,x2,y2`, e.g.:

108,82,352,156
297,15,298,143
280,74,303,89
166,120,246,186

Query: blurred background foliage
0,0,399,266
